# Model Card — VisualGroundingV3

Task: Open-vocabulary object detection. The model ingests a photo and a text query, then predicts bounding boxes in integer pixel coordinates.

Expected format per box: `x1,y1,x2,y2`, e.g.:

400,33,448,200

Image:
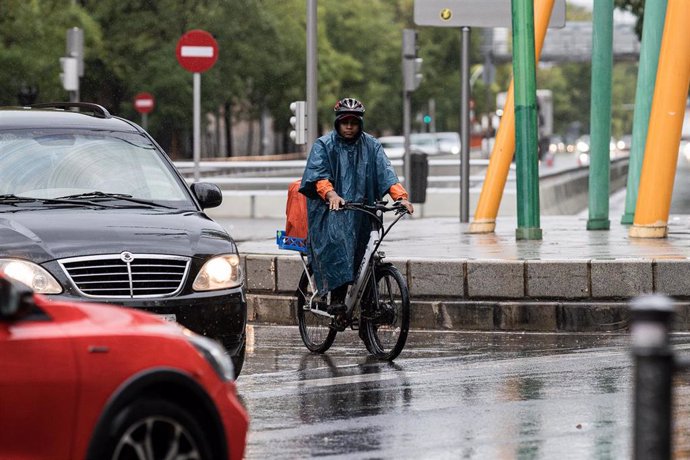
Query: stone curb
246,295,690,333
241,255,690,332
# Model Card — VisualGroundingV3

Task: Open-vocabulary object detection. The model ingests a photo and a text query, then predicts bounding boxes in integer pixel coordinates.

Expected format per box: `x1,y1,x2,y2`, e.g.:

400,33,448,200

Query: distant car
411,133,441,155
379,135,405,159
0,275,249,459
549,135,566,154
616,134,632,152
0,102,247,374
435,131,461,155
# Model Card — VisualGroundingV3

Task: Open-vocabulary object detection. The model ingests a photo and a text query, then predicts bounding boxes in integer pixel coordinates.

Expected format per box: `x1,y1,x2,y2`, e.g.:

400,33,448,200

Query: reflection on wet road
238,325,690,459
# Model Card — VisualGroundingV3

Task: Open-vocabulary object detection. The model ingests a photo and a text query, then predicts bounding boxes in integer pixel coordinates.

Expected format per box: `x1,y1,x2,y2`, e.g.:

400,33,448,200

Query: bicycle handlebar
342,200,409,215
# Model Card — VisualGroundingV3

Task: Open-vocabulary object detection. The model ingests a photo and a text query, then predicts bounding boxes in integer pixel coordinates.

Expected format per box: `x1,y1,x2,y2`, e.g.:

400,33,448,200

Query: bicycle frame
300,201,407,319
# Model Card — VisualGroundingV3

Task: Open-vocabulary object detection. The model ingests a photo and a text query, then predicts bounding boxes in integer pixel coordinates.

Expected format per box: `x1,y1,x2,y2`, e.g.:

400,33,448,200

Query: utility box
408,152,428,203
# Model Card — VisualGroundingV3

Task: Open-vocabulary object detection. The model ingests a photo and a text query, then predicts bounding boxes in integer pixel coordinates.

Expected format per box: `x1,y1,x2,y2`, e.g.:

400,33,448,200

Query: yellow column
468,0,555,233
629,0,690,239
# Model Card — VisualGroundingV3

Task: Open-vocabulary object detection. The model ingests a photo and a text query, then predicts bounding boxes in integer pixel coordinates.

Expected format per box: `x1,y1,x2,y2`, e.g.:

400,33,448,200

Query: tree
0,0,102,106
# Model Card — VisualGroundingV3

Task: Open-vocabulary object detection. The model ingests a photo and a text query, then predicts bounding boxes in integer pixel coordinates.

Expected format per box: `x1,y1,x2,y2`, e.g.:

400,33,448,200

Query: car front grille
59,254,190,299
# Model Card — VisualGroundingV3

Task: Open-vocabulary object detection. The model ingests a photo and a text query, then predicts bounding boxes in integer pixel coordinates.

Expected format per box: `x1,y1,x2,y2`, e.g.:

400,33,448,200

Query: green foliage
0,0,102,105
614,0,644,38
0,0,643,155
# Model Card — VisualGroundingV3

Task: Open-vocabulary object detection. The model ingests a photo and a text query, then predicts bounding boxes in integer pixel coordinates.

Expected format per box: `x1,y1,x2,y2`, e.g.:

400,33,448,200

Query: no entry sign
176,29,219,73
134,92,155,114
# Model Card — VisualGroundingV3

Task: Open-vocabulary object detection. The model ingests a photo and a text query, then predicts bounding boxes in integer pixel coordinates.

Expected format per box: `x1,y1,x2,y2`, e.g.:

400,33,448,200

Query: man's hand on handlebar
397,198,414,215
325,190,345,211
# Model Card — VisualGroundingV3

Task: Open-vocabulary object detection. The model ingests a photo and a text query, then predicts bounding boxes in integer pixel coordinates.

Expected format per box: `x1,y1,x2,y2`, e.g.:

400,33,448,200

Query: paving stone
655,260,690,296
247,294,295,324
591,260,653,298
408,259,464,297
245,255,276,292
467,260,524,298
276,255,304,292
527,260,589,298
556,302,629,332
495,302,558,331
404,300,494,330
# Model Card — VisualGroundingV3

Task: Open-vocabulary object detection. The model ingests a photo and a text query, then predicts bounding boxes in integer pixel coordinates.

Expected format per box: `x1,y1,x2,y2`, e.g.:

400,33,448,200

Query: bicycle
276,200,410,361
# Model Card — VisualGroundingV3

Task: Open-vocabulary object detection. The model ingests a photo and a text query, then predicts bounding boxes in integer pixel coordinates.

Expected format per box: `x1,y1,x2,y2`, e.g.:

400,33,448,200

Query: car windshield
0,129,192,206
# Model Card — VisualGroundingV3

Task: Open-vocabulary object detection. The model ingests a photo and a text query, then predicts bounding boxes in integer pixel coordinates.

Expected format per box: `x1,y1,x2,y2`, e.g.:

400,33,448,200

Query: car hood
0,208,238,263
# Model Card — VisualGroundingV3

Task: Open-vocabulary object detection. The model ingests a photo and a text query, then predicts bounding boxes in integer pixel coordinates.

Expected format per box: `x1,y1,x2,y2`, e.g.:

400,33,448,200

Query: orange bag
285,179,308,239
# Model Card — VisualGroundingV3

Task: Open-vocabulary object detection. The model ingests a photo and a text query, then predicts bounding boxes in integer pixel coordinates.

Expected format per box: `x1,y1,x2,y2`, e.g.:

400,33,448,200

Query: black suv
0,102,247,374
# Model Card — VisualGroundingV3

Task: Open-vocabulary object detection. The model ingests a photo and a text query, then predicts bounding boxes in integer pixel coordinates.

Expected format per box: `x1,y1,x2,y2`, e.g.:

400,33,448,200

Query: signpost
134,92,155,130
176,29,219,181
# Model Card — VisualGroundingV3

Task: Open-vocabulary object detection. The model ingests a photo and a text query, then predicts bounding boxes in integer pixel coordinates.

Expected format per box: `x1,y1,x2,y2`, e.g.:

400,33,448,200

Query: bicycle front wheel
362,265,410,360
296,269,337,353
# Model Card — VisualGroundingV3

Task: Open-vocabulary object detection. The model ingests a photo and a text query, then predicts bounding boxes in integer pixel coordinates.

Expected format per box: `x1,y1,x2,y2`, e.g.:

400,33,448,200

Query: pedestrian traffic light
289,101,307,145
59,56,79,91
402,29,423,93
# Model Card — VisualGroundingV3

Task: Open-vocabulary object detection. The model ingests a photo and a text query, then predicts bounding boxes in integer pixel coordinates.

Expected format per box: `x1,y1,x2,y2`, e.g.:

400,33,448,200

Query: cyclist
299,97,414,313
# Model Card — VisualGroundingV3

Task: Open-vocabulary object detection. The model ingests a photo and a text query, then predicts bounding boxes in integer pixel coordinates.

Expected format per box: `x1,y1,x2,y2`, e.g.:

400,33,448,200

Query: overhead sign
176,29,219,73
414,0,566,28
134,92,155,114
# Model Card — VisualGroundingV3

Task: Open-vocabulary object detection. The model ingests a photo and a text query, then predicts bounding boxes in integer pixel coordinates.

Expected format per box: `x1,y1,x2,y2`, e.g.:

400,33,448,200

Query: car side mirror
191,182,223,209
0,277,35,321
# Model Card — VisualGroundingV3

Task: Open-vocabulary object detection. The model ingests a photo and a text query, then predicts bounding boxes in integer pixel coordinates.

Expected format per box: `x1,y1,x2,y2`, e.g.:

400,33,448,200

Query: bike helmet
333,97,365,130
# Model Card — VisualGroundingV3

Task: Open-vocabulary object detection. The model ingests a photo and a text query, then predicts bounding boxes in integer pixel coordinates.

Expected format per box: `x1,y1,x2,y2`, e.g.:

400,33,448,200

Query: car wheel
106,398,213,460
231,334,246,378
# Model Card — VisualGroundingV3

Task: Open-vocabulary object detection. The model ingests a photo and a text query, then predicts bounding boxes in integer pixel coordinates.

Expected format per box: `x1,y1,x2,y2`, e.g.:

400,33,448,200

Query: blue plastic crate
276,230,307,253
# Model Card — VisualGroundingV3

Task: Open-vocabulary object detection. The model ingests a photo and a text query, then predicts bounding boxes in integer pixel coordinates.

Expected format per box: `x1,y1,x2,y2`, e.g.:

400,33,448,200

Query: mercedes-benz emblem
120,251,134,263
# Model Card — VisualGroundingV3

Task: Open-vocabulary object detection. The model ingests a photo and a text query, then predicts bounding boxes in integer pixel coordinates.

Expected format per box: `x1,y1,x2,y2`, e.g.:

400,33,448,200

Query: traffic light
402,29,423,92
289,101,307,145
423,115,432,124
59,57,79,91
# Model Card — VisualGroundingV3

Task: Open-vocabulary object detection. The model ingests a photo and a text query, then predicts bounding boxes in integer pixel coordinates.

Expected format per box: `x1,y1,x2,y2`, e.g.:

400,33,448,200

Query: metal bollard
630,294,676,460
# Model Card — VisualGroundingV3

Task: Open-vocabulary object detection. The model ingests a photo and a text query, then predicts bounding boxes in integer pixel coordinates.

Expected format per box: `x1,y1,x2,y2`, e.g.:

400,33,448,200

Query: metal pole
460,27,471,223
193,72,201,182
587,0,613,231
142,113,148,131
630,0,690,238
511,0,542,240
630,294,675,460
429,98,436,133
621,0,668,225
403,91,411,191
306,0,318,154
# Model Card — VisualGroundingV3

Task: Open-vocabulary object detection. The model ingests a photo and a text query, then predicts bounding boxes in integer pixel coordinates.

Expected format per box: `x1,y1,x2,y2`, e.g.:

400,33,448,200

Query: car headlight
187,333,235,381
0,259,62,294
192,254,242,291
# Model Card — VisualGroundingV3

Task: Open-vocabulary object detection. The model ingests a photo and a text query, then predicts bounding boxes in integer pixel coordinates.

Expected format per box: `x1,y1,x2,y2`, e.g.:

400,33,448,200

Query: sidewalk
218,188,690,261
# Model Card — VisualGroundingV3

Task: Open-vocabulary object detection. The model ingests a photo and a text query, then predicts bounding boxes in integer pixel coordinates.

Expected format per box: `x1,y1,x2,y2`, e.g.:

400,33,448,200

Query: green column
511,0,542,240
587,0,614,230
621,0,668,225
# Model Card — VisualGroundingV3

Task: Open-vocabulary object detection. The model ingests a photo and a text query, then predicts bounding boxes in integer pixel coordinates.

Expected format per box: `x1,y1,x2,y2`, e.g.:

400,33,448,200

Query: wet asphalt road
236,325,690,459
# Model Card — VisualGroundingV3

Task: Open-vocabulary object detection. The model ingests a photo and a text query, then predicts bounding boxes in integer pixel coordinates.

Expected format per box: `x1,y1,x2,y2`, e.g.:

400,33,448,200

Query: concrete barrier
207,159,629,220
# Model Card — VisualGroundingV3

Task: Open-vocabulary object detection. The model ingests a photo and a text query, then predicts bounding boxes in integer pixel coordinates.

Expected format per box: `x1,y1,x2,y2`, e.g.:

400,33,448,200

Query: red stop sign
134,92,155,114
176,29,219,73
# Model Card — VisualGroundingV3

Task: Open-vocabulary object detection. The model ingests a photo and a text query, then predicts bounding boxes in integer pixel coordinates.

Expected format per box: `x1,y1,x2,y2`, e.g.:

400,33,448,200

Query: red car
0,276,249,460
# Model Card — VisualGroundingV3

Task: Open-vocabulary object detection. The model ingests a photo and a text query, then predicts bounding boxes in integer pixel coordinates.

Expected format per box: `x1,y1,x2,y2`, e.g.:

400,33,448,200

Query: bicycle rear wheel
362,265,410,360
296,268,337,353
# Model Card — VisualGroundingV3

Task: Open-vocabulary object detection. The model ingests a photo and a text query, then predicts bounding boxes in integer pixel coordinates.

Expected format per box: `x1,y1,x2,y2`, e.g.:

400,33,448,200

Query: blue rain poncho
299,130,400,294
